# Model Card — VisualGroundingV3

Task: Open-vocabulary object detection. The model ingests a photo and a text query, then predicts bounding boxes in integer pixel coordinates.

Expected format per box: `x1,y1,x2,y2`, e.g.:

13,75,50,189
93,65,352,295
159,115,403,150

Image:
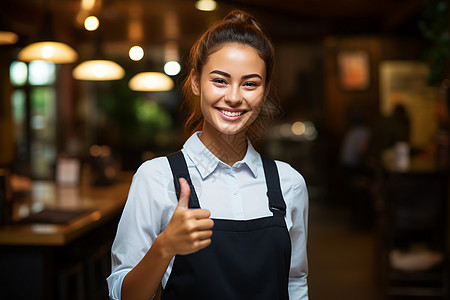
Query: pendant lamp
0,31,18,45
129,72,173,91
73,30,124,81
0,13,19,45
73,59,125,81
17,11,78,63
195,0,217,11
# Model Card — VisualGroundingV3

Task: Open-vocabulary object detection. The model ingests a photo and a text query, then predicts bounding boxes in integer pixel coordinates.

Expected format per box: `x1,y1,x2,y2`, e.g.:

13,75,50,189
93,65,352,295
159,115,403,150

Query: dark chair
85,244,110,300
58,262,86,300
381,171,449,299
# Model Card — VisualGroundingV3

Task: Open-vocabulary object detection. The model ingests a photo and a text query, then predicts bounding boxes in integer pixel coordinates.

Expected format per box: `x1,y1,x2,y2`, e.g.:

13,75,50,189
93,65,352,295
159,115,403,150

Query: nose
225,85,242,106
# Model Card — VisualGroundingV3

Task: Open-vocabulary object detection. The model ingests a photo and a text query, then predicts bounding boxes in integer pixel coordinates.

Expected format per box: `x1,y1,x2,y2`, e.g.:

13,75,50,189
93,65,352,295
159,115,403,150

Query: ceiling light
81,0,96,11
18,41,78,63
84,16,99,31
195,0,217,11
0,31,18,45
73,60,125,81
129,72,174,91
17,11,78,64
129,46,144,61
0,15,19,45
164,61,181,76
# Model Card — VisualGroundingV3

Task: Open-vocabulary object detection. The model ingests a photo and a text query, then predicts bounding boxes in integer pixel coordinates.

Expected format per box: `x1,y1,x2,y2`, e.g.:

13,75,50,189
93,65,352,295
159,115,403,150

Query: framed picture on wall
337,50,370,91
379,61,438,149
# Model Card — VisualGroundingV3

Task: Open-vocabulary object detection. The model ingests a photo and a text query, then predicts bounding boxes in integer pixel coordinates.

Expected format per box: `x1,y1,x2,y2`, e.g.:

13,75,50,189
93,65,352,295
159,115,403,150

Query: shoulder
135,156,171,177
126,156,178,210
131,156,174,189
274,160,306,191
273,160,308,213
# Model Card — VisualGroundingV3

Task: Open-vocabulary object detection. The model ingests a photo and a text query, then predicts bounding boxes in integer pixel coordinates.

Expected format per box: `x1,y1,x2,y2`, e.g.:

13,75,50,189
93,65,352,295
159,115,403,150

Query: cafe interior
0,0,449,299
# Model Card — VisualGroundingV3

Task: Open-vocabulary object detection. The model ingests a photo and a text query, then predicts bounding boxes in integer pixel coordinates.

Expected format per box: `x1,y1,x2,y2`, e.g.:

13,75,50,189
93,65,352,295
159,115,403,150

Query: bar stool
382,171,449,299
58,262,86,300
85,244,110,300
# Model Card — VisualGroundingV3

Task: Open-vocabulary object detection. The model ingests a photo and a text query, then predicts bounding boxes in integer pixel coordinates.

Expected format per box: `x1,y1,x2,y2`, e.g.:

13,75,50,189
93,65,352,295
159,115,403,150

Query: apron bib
162,152,291,300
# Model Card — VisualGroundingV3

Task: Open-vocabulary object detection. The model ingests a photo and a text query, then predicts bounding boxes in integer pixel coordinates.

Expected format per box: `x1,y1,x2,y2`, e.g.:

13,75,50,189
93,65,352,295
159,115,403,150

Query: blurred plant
418,0,450,85
98,83,173,148
134,97,172,131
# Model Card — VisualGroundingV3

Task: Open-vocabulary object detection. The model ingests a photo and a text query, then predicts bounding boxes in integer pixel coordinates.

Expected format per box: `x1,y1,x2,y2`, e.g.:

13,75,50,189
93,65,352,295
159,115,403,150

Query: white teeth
219,109,243,117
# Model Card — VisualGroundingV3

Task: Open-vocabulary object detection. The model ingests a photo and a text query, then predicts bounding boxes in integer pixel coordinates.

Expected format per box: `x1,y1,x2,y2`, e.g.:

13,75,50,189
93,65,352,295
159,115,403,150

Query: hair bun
223,9,261,30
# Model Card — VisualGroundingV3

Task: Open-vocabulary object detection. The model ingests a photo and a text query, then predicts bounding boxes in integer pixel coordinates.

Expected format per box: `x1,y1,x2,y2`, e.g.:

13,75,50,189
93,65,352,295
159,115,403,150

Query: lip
216,107,247,121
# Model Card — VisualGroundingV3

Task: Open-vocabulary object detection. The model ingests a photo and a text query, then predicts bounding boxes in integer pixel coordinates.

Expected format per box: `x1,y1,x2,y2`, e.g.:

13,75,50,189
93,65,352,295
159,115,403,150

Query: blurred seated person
339,109,373,229
339,112,370,173
367,104,411,169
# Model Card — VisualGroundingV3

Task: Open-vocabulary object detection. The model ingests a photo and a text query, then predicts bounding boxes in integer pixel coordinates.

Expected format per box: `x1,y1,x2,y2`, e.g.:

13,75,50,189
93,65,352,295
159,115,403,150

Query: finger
189,208,212,220
177,177,191,210
193,218,214,231
193,239,212,251
194,230,213,241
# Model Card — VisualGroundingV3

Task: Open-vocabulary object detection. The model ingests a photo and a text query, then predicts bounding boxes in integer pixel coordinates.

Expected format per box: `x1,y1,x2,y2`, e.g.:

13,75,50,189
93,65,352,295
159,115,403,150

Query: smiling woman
182,12,280,144
107,10,309,300
191,43,266,149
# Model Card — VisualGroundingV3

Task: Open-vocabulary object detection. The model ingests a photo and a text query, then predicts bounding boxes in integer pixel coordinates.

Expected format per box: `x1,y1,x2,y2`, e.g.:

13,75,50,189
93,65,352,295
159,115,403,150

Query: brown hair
182,9,281,143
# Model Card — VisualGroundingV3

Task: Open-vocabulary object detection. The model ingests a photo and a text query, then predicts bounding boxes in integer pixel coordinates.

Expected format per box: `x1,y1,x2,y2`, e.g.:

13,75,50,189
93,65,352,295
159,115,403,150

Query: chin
215,125,245,136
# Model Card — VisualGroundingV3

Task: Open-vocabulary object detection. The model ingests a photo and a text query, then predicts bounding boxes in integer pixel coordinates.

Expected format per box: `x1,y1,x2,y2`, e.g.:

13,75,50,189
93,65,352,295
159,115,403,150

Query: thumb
177,177,191,210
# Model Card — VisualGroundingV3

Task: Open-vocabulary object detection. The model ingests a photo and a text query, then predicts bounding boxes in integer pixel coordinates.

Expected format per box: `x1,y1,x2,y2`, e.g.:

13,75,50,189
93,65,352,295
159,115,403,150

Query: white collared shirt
107,132,309,299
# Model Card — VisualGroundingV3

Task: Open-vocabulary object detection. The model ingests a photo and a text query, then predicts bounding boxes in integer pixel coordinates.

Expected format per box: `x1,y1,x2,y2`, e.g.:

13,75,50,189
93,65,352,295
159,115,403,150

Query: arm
277,162,309,299
121,177,213,300
107,158,213,300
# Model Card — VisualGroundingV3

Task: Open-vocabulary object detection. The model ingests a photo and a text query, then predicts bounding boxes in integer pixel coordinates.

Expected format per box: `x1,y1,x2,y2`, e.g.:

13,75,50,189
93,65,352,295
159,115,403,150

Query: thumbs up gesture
158,178,214,257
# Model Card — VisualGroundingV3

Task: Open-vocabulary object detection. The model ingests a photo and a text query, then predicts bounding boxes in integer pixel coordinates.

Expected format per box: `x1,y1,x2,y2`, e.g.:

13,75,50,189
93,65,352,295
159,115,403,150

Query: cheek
201,85,224,103
246,91,265,111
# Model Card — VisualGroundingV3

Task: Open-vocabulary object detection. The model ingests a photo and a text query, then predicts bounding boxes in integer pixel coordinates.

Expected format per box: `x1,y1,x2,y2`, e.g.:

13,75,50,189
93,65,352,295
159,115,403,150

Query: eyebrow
209,70,263,80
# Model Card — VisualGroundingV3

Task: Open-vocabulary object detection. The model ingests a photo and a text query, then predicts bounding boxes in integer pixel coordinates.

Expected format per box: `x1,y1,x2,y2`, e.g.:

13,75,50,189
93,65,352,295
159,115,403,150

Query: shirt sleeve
276,161,309,300
106,157,177,300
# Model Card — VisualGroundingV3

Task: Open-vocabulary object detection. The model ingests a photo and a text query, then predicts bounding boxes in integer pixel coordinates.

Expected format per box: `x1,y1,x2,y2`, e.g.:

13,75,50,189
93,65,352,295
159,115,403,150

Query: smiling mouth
218,108,246,117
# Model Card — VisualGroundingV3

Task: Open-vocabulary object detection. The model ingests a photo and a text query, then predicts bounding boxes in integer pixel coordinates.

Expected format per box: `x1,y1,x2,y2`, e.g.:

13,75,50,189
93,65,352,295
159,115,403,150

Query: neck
199,126,247,166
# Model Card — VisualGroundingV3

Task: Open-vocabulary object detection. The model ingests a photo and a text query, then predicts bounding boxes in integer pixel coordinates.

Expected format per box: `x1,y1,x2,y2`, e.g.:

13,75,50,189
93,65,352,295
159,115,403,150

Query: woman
107,9,309,300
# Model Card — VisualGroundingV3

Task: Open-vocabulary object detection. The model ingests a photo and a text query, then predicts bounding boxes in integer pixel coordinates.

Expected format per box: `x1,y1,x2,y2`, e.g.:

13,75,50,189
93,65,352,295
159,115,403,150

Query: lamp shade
18,41,78,63
0,31,18,45
73,60,125,81
195,0,217,11
128,72,174,91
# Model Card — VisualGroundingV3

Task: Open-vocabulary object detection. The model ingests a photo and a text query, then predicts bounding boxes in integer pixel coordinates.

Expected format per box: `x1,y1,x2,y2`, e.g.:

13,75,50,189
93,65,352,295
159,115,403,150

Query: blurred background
0,0,449,299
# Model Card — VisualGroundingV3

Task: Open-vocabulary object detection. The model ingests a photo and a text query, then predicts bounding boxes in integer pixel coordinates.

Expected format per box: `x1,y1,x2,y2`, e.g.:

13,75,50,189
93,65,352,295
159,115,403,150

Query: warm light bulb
291,121,306,136
41,45,54,59
164,61,181,76
84,16,99,31
81,0,96,11
129,46,144,61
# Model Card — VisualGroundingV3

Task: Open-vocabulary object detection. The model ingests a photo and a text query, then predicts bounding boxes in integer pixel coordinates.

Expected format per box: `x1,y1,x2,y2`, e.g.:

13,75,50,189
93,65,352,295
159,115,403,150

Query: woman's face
191,43,266,137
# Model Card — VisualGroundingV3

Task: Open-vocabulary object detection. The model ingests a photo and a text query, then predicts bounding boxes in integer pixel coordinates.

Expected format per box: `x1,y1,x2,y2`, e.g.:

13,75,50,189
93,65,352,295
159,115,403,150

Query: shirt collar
182,132,260,179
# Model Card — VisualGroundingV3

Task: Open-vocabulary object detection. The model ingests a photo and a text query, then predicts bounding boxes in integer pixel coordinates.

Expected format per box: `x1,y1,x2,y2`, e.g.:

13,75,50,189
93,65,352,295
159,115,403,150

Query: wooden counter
0,175,132,300
0,178,131,246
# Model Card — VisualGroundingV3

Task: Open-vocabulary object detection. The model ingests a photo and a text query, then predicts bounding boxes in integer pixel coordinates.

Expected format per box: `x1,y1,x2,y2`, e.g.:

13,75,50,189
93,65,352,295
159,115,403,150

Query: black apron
162,151,291,300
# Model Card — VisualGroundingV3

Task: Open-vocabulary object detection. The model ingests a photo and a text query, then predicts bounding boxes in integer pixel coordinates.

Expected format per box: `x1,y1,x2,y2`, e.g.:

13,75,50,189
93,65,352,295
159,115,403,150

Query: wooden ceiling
1,0,426,60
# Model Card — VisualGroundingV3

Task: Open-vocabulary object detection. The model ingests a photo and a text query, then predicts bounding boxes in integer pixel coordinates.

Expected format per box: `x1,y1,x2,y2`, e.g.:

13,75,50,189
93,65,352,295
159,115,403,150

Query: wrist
153,232,175,260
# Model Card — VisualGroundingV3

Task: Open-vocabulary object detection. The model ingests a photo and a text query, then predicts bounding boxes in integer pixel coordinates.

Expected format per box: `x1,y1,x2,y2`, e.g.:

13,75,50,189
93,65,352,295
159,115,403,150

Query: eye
212,78,227,85
243,81,259,88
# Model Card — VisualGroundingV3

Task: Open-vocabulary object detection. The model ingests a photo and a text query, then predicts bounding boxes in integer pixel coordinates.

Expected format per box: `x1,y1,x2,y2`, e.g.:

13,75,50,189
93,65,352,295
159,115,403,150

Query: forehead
202,43,266,75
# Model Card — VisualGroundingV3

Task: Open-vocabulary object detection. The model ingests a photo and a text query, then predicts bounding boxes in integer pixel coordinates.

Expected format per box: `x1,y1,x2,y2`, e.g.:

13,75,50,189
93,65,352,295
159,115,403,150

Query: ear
190,70,200,96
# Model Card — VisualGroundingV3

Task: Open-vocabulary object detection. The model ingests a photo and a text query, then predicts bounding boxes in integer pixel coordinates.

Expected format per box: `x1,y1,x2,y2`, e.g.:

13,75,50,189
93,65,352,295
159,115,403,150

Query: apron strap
261,156,287,216
167,151,286,215
167,151,201,209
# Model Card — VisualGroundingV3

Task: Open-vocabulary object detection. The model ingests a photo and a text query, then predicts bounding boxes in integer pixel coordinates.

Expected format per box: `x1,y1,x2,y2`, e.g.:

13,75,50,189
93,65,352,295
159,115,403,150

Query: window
10,60,57,179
